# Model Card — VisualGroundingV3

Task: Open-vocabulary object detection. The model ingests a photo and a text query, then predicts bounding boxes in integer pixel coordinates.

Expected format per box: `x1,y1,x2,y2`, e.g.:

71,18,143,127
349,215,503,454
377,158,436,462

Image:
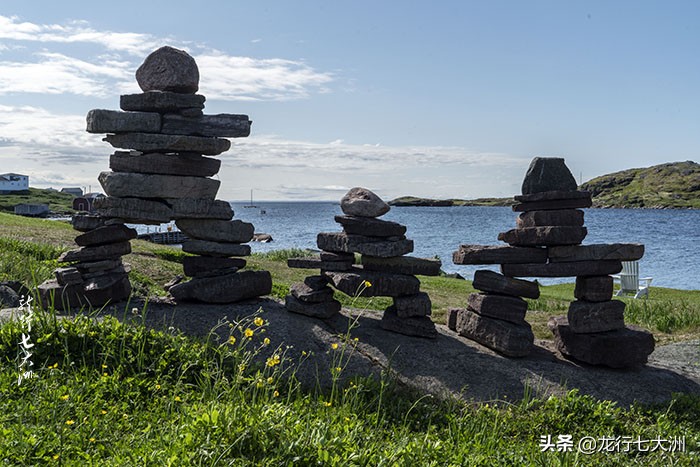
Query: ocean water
143,202,700,290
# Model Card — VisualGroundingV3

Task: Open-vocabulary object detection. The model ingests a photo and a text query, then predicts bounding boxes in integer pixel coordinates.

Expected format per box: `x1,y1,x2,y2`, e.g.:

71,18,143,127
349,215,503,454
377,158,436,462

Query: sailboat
243,189,258,208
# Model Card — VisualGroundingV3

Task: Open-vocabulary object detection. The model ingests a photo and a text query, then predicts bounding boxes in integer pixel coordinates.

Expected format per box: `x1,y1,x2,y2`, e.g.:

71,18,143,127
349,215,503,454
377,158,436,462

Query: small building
72,192,105,212
0,173,29,194
60,187,84,197
14,203,49,217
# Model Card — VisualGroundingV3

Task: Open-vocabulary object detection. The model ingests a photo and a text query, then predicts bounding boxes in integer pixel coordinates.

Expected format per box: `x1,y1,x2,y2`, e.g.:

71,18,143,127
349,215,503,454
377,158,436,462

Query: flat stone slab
501,260,623,278
319,251,355,262
120,91,205,112
94,197,233,224
161,114,251,138
498,226,588,247
75,259,123,274
521,157,578,195
393,292,432,317
167,199,234,220
317,232,413,258
516,209,585,228
472,270,540,299
567,300,626,333
380,305,437,338
548,316,655,368
290,282,335,303
452,244,547,265
71,214,106,232
548,243,645,262
169,270,272,304
104,133,230,156
574,276,614,302
323,269,420,297
287,257,353,271
361,255,441,276
182,239,251,257
446,308,460,331
285,294,341,319
98,171,220,199
136,46,199,94
182,256,247,277
86,109,161,134
514,190,592,203
59,241,131,263
334,215,406,237
75,224,137,247
467,293,527,324
38,274,131,311
55,267,83,286
512,196,592,212
340,187,390,218
110,151,221,178
455,308,534,357
176,219,254,243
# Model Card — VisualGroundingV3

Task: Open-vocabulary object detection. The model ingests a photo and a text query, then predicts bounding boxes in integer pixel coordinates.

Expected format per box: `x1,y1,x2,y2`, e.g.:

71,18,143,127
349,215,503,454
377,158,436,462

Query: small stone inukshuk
40,46,272,308
450,157,655,367
286,187,442,338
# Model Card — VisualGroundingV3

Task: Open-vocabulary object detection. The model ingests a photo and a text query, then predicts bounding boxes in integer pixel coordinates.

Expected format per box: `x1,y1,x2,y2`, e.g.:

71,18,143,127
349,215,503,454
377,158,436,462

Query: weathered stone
446,308,461,331
179,108,204,117
467,293,528,324
361,255,441,276
120,91,205,112
81,263,130,280
452,244,547,265
38,274,131,311
161,114,251,137
182,239,251,257
59,241,131,263
472,270,540,299
71,214,107,232
287,257,353,271
55,267,83,286
456,308,534,357
498,227,588,247
501,260,623,278
104,133,230,156
86,109,161,134
340,187,390,218
567,300,626,333
163,276,184,291
323,269,421,297
285,294,341,319
0,285,20,307
515,190,592,203
75,224,137,247
319,251,355,262
168,198,234,220
168,270,272,303
512,196,592,212
176,219,254,243
136,46,199,94
304,275,330,289
252,233,273,243
393,292,432,317
516,210,585,228
290,282,335,303
548,316,655,368
94,197,171,224
317,232,413,258
110,151,222,178
521,157,577,195
574,276,614,302
334,215,406,237
75,259,122,273
182,256,246,277
548,243,645,263
380,306,438,338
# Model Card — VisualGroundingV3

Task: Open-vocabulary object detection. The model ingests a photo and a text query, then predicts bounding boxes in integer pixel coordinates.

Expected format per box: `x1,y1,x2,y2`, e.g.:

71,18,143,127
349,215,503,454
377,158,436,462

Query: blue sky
1,1,698,201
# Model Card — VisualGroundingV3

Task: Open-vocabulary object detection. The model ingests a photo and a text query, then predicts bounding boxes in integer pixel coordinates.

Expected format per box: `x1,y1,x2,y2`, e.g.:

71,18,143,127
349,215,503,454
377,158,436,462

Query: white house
0,173,29,193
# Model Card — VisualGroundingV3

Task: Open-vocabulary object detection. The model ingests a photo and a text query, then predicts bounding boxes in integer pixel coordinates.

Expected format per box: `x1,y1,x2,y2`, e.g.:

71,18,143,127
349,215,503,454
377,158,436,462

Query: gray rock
75,224,137,247
168,270,272,303
81,263,130,280
75,259,123,274
516,209,585,228
548,316,655,368
521,157,578,194
110,151,222,178
340,187,390,218
323,269,421,297
452,244,547,265
71,214,106,232
285,294,341,319
104,133,230,156
393,292,432,317
94,197,172,224
380,305,438,338
86,109,161,134
136,46,199,94
446,308,461,331
38,274,131,311
334,215,406,237
167,198,234,220
512,196,592,212
290,282,335,303
0,285,20,308
317,232,413,258
467,293,528,324
515,190,592,203
58,241,131,263
498,226,588,247
361,255,441,276
55,267,84,286
182,256,247,277
252,233,273,243
161,114,251,138
501,260,623,278
548,243,645,263
163,276,184,291
472,270,540,299
179,108,204,117
182,239,251,257
455,308,533,357
287,257,354,271
120,91,205,112
574,276,614,302
319,251,355,262
176,219,254,243
304,275,330,289
567,300,626,333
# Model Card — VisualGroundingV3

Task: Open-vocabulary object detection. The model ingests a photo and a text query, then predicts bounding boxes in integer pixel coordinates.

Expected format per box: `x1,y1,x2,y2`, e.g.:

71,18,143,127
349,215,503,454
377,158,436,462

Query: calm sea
142,202,700,290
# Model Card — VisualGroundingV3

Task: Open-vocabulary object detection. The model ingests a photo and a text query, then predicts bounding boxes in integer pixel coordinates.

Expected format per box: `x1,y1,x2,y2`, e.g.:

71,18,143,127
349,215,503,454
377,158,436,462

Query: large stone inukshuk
449,157,655,366
285,187,442,338
42,46,271,307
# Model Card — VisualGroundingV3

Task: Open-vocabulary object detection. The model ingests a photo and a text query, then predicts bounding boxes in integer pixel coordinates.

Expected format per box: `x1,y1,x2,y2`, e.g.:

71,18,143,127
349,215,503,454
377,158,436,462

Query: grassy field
0,188,76,215
1,211,699,464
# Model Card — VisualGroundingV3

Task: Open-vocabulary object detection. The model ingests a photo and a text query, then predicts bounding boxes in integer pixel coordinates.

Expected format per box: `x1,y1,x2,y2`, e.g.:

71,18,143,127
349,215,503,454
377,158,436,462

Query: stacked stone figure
450,157,654,366
39,214,135,310
286,187,442,338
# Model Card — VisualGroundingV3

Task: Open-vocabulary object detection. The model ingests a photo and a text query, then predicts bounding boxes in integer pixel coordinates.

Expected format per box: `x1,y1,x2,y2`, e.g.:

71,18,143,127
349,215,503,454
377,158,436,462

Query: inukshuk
450,157,655,367
285,187,442,338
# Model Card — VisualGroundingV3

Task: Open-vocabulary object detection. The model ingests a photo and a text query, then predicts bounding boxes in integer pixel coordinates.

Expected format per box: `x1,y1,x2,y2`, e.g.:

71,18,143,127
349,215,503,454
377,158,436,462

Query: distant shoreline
387,196,699,210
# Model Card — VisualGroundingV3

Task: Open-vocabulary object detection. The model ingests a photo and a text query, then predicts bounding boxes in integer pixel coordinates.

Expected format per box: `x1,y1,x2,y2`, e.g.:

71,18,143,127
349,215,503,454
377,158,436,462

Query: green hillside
0,188,76,215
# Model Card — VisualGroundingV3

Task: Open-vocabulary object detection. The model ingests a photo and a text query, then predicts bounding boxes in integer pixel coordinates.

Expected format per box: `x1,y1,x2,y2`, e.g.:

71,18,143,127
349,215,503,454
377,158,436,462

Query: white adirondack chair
613,261,653,299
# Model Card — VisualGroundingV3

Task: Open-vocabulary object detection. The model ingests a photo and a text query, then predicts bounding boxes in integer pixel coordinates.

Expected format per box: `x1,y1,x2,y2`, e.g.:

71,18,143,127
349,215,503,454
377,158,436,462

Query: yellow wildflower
267,377,274,384
52,363,58,369
174,396,181,402
273,390,280,397
323,401,332,407
89,437,96,443
65,420,75,425
100,410,107,415
254,317,264,327
60,395,69,401
53,455,59,460
363,280,372,288
331,343,339,350
266,355,281,367
263,337,271,346
155,384,161,390
239,363,246,372
228,336,236,345
256,379,264,388
335,367,342,373
101,364,107,369
244,328,254,338
301,351,307,356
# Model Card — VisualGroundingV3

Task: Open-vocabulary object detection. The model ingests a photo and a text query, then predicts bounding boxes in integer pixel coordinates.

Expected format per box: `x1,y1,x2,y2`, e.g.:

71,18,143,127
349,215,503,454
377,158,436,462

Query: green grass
0,187,76,215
